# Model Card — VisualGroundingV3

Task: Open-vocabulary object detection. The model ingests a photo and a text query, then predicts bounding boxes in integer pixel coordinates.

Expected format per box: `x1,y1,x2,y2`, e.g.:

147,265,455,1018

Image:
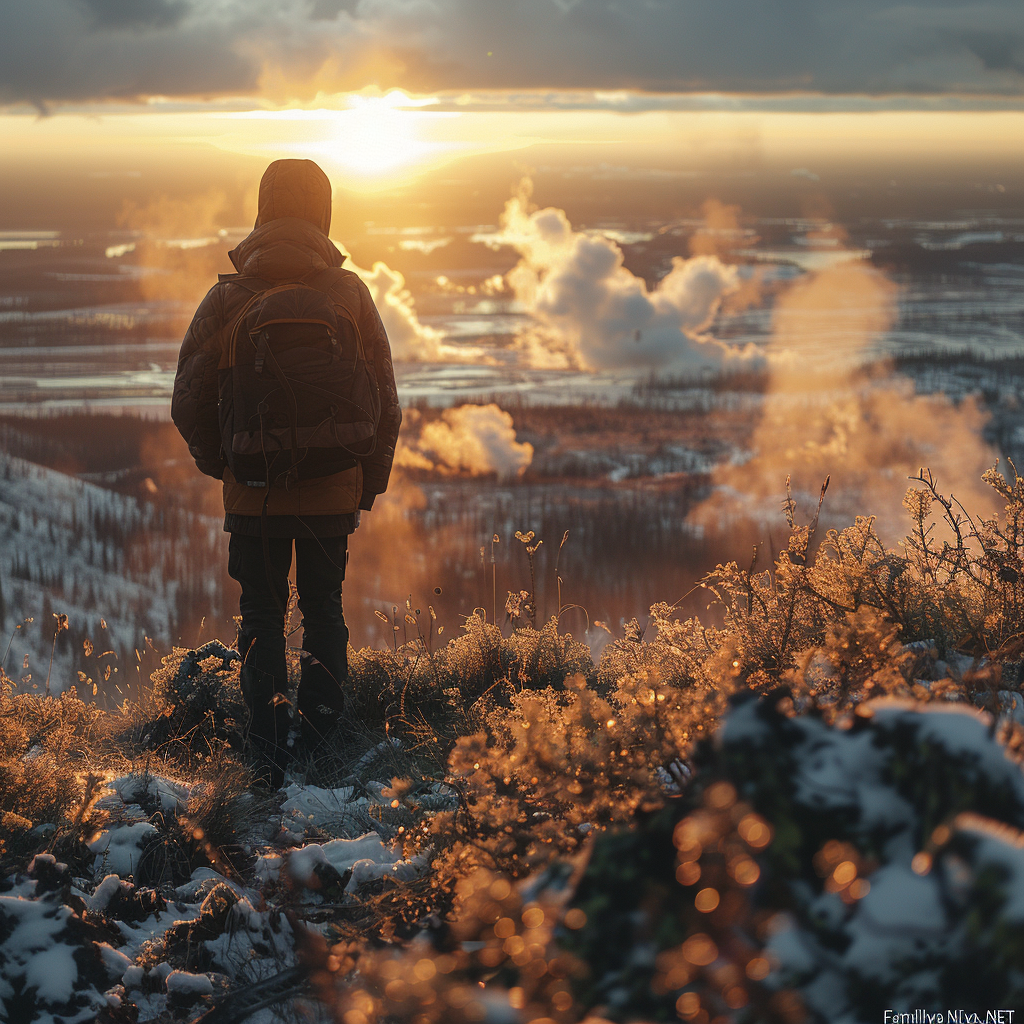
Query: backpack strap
301,270,365,357
218,272,272,290
219,276,271,369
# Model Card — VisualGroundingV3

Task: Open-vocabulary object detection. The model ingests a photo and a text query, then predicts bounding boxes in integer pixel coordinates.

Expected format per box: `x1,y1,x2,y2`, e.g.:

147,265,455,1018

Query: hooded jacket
171,160,401,536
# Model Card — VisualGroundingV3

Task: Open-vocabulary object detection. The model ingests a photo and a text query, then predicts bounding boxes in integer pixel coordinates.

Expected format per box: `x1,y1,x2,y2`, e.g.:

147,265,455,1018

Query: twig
554,529,569,617
491,533,500,629
778,478,828,667
555,603,590,632
1,618,30,673
45,613,67,697
196,966,308,1024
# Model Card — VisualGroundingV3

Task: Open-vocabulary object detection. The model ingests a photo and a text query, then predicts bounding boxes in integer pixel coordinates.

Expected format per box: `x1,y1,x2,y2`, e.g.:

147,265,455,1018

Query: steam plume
694,253,1001,541
498,181,746,371
115,190,238,305
395,404,533,479
339,252,487,364
346,258,446,361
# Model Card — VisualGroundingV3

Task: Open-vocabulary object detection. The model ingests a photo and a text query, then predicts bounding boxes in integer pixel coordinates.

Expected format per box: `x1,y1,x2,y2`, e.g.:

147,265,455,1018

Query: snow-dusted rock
86,873,126,913
254,853,283,884
174,866,251,903
165,969,213,999
109,772,190,815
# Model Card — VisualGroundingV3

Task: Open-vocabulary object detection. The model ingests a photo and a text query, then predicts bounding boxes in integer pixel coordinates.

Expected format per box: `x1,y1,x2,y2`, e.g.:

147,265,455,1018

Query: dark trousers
228,533,349,748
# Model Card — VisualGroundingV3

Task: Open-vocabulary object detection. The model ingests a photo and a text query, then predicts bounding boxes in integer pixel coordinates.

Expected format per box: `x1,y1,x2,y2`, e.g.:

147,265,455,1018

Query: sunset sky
1,1,1023,198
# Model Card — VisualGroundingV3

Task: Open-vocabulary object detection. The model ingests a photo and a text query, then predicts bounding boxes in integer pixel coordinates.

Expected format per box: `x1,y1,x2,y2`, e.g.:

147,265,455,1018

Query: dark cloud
78,0,188,30
310,0,359,21
378,0,1024,95
959,31,1024,75
0,0,1022,105
0,0,259,103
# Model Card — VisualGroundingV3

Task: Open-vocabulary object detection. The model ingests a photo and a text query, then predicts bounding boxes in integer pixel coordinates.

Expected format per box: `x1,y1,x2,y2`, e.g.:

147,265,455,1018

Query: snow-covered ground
0,751,455,1024
5,686,1024,1022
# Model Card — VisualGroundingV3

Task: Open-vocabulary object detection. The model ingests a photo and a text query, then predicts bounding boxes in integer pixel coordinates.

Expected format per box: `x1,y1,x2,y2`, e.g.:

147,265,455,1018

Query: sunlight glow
325,100,461,176
213,93,503,188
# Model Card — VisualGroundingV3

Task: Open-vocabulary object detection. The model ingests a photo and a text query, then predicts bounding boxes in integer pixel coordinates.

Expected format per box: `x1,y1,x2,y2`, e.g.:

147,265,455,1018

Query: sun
209,92,487,190
322,94,461,177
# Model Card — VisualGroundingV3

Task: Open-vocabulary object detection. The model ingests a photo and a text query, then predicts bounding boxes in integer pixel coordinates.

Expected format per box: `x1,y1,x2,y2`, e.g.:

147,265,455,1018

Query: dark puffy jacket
171,203,401,536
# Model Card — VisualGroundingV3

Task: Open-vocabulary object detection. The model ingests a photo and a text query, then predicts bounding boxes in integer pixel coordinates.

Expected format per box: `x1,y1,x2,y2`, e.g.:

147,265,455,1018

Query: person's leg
227,533,293,774
294,534,349,744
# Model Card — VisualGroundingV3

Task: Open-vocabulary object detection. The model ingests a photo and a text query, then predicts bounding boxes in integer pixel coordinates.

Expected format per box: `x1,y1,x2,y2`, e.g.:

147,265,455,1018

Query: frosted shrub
301,865,586,1024
899,465,1024,655
140,639,246,759
560,692,1024,1020
0,670,110,872
436,675,664,878
345,612,593,767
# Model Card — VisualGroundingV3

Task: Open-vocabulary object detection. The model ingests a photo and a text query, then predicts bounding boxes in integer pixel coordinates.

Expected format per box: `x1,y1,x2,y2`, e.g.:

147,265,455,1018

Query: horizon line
7,88,1024,119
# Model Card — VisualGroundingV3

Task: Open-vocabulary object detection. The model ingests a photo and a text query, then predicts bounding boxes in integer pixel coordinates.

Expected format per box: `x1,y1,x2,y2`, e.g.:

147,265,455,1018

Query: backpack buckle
253,331,268,375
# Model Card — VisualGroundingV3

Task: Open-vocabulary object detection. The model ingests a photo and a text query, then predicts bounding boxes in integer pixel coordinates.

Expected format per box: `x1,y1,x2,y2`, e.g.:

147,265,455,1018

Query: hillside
0,451,226,698
3,468,1024,1022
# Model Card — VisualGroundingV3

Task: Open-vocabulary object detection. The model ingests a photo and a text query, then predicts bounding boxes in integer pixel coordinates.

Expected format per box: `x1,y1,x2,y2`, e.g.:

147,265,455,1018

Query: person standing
171,158,401,782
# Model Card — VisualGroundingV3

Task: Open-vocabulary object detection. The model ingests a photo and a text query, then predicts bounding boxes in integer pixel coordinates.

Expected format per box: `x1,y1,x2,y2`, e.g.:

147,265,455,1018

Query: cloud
395,404,533,479
310,0,359,20
80,0,187,31
959,31,1024,75
2,1,1024,104
419,91,1024,114
496,182,745,371
0,0,258,104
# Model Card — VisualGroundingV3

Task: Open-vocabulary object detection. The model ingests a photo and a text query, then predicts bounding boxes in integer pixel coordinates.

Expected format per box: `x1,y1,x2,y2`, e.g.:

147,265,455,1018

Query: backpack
217,274,381,489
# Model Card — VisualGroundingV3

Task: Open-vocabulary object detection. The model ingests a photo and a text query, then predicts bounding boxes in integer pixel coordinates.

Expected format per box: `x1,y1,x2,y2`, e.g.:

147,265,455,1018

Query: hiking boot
247,737,289,790
240,660,293,787
298,703,345,752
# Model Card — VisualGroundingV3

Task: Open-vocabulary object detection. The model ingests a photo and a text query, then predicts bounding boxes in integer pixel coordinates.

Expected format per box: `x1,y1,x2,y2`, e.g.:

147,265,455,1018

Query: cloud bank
498,183,743,371
2,1,1023,105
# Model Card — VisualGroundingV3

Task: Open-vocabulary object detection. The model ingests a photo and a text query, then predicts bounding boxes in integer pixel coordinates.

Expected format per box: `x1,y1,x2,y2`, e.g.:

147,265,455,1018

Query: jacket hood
228,217,346,282
255,159,332,234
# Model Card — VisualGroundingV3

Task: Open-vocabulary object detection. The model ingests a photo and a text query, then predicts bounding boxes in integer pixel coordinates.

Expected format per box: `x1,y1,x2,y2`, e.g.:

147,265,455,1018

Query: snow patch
88,822,159,877
287,833,427,891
